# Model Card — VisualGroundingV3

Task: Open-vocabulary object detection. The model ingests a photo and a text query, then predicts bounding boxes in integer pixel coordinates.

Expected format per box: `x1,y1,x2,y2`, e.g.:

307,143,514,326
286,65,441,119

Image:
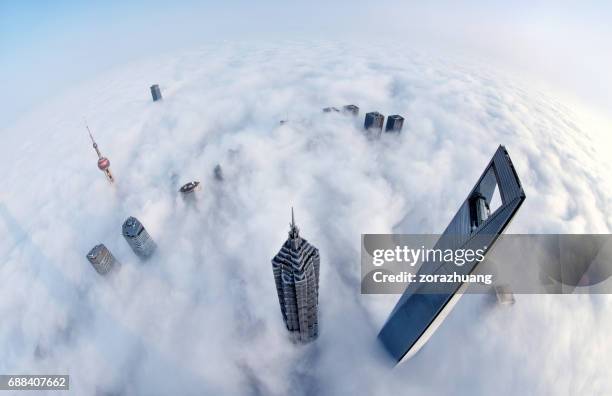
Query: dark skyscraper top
179,181,200,194
364,112,384,135
150,84,162,102
385,115,404,133
214,164,224,181
343,104,359,116
272,209,320,343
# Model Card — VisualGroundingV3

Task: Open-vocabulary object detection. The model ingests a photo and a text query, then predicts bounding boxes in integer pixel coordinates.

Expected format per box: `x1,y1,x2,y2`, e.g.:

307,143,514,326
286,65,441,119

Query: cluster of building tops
88,83,417,345
83,82,528,359
323,105,404,135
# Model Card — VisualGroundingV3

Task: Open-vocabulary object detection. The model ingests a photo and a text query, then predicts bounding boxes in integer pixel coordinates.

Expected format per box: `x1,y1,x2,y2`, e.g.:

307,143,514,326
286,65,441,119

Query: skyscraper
364,112,384,135
272,209,320,343
385,115,404,133
214,164,224,181
122,216,157,259
343,104,359,116
87,124,114,183
86,244,119,275
378,145,526,364
150,84,162,102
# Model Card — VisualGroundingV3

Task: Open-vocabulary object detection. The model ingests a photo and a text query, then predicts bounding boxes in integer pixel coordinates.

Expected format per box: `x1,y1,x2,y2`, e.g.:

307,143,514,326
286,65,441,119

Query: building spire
289,207,300,240
85,120,101,158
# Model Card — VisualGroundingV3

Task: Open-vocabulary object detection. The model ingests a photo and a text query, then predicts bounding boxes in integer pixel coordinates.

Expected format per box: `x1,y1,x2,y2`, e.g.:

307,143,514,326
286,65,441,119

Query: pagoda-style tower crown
272,207,320,343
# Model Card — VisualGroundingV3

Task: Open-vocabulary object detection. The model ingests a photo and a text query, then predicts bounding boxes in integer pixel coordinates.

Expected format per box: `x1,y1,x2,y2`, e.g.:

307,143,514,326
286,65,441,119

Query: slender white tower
86,123,114,183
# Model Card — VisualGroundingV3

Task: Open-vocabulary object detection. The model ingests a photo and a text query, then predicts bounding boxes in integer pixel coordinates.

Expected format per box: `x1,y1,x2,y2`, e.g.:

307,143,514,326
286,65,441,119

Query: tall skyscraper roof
214,164,224,181
364,112,385,136
385,115,404,133
122,216,157,259
179,181,200,194
272,208,320,343
150,84,162,102
86,244,119,275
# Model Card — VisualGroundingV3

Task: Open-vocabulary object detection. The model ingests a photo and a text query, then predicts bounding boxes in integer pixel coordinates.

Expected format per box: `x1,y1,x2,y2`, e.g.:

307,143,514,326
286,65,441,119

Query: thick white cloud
0,42,611,395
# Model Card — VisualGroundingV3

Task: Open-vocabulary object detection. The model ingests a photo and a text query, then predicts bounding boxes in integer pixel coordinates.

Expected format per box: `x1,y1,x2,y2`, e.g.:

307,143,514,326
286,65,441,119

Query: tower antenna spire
289,207,300,240
85,120,94,144
85,119,101,157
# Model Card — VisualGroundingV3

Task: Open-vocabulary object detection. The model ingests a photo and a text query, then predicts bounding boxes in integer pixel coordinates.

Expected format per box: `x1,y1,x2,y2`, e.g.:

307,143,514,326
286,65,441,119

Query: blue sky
1,1,611,125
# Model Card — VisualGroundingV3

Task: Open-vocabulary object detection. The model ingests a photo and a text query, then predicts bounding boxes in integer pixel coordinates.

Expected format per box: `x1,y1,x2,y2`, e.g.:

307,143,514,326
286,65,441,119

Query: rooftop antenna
289,207,300,240
85,119,101,157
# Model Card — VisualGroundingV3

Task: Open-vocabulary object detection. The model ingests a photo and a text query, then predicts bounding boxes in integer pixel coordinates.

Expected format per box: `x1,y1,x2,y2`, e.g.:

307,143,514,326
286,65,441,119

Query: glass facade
378,145,526,363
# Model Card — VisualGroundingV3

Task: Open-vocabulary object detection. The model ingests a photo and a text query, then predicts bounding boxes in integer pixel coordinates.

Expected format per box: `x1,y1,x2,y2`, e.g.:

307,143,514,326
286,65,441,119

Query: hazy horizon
2,1,611,126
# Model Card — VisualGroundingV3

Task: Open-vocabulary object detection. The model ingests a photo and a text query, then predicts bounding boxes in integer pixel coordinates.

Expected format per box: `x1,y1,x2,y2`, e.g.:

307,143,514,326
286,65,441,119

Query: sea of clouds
0,42,611,395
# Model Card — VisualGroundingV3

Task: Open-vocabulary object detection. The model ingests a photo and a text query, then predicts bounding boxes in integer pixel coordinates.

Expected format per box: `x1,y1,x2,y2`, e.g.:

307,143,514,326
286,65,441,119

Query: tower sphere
98,157,110,170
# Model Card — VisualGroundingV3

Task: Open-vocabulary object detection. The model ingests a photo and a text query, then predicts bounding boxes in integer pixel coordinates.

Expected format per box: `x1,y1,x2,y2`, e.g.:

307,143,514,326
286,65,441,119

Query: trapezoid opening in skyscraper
377,145,526,364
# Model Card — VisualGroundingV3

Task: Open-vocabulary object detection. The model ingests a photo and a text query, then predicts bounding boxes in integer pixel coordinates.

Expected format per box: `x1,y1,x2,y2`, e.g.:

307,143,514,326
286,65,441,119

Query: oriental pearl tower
86,124,114,183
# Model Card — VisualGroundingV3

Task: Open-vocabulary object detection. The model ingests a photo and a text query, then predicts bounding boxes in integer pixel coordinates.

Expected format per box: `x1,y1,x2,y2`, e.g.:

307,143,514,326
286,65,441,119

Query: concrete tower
87,124,114,183
272,209,320,343
86,244,119,275
122,216,157,259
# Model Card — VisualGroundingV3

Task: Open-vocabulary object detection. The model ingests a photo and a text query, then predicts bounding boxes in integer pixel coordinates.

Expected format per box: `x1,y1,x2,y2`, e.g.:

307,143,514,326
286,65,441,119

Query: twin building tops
86,216,157,275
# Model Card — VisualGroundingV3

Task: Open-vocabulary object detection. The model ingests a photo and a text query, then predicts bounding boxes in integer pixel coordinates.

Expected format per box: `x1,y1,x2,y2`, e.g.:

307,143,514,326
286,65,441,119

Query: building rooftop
179,181,200,193
122,216,142,237
87,244,105,259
